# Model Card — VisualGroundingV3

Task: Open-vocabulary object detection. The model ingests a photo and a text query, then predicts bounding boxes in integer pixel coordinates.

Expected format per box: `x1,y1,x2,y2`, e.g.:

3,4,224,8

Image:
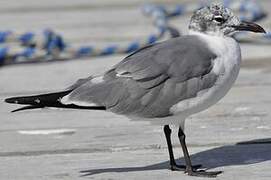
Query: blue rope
0,0,269,65
0,47,8,63
43,29,66,55
19,32,35,45
0,31,11,43
101,45,118,56
125,42,140,53
13,47,36,60
76,46,93,56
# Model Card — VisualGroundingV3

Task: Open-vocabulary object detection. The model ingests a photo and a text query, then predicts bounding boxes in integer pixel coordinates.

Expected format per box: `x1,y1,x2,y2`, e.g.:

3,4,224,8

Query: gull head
189,3,266,36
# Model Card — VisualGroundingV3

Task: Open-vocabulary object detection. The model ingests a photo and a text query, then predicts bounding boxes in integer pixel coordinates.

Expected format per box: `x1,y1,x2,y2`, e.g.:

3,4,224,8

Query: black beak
232,21,266,33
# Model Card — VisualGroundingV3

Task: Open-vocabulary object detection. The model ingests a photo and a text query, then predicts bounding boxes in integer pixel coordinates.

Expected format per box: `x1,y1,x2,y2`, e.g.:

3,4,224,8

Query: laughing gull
5,3,265,178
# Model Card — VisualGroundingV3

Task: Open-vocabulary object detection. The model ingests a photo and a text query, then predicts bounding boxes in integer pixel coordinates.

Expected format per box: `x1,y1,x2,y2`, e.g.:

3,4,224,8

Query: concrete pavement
0,0,271,179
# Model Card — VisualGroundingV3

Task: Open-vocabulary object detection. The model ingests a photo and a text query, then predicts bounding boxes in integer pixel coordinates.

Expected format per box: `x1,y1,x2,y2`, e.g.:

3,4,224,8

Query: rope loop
0,0,269,65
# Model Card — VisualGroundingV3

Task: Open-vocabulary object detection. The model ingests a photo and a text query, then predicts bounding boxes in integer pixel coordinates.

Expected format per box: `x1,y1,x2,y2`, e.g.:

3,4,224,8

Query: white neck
188,29,241,75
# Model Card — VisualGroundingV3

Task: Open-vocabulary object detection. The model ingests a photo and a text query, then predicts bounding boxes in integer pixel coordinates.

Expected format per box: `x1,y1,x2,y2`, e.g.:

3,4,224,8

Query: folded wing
62,35,218,118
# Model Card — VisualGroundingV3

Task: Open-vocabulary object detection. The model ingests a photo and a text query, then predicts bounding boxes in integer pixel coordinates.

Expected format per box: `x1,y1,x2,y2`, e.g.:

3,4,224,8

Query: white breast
170,32,241,119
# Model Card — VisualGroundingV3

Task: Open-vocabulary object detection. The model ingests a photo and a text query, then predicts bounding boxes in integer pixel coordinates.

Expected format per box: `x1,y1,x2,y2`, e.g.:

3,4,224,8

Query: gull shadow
80,138,271,176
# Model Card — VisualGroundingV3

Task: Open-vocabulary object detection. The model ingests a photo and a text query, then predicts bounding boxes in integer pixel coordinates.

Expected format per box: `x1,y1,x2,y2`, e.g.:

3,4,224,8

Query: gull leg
163,125,201,171
178,127,222,178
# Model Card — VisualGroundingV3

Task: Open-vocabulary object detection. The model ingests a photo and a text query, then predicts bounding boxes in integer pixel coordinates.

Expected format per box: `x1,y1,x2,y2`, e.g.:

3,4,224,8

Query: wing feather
63,35,218,118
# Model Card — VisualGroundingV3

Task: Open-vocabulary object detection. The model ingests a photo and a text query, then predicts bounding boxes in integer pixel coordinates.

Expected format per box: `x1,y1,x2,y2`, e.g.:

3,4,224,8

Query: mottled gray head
189,3,265,36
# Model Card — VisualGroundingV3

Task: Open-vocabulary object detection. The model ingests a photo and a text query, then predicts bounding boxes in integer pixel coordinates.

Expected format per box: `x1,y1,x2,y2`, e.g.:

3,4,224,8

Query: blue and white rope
0,27,168,65
0,6,175,64
0,0,269,65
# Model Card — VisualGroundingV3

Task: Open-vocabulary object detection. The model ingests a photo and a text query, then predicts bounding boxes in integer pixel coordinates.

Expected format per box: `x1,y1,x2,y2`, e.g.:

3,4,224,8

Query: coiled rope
0,0,269,66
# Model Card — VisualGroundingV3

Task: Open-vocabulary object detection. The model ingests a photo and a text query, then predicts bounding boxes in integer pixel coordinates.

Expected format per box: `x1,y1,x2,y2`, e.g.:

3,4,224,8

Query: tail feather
5,90,72,106
5,90,106,112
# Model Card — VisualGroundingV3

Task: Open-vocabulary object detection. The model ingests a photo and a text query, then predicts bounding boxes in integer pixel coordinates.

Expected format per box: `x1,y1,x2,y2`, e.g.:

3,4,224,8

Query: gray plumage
5,3,266,177
64,35,218,118
189,3,240,35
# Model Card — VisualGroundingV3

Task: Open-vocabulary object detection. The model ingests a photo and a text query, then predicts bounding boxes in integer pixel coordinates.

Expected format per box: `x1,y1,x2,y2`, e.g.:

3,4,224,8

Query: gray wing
62,35,218,118
66,76,94,90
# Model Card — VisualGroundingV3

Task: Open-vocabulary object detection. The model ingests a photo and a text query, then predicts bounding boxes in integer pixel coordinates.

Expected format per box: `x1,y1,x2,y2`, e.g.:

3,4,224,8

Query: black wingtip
5,97,18,104
11,105,44,113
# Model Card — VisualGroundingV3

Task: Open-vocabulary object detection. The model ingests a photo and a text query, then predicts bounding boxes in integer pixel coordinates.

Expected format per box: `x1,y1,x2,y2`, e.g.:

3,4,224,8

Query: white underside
171,31,241,127
131,31,242,129
61,32,241,130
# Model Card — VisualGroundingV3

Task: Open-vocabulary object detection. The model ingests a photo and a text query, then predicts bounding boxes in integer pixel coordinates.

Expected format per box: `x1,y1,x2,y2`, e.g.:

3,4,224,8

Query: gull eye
214,16,225,23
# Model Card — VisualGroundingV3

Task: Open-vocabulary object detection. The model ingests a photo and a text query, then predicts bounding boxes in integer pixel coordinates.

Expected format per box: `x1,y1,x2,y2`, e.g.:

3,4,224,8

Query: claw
170,164,202,171
186,169,223,178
